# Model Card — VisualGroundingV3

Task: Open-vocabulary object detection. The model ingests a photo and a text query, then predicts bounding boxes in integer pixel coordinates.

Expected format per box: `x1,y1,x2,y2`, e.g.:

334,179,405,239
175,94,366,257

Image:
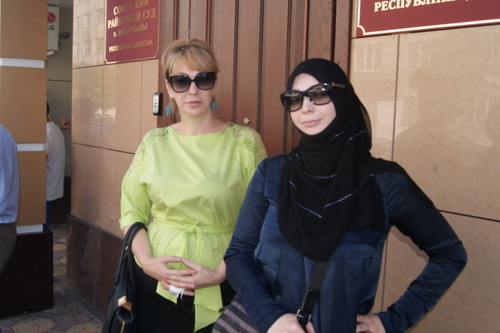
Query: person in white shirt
46,103,65,230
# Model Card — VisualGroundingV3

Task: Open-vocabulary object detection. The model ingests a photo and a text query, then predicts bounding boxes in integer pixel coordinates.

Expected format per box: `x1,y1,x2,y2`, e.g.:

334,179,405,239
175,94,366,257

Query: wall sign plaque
105,0,159,63
356,0,500,37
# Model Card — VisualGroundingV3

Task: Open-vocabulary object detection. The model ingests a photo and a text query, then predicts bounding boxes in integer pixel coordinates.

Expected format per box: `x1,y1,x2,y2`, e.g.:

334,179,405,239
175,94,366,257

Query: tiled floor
0,224,104,333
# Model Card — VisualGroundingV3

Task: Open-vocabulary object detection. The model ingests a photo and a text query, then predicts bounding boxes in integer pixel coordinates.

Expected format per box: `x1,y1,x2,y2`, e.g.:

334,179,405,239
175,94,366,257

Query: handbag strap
114,222,146,284
123,222,146,250
296,260,330,331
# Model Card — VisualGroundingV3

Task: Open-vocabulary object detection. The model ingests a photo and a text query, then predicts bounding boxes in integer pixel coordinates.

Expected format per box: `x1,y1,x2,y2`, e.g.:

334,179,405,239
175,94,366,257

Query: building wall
350,22,500,333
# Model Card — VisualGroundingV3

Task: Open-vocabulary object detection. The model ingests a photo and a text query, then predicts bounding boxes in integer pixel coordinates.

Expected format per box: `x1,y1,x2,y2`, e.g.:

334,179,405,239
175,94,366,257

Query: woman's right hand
139,255,195,283
123,225,195,284
267,314,315,333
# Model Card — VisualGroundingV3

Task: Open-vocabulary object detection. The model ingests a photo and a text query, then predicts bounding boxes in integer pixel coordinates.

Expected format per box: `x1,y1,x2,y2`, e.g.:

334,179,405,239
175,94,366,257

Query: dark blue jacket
225,155,466,333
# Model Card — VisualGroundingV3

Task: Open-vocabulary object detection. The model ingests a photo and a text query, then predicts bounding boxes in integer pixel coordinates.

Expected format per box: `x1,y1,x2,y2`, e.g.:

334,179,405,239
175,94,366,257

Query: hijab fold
278,59,383,261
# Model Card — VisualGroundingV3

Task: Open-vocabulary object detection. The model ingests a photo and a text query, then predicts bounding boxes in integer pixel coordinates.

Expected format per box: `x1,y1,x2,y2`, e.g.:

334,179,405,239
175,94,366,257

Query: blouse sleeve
225,159,287,332
119,132,154,230
240,126,267,186
375,171,467,333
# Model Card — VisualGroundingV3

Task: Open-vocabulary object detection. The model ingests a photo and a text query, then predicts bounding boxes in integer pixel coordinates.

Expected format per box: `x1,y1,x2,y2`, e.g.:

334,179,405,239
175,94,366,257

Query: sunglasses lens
308,84,332,105
281,91,303,111
170,76,191,92
194,72,216,90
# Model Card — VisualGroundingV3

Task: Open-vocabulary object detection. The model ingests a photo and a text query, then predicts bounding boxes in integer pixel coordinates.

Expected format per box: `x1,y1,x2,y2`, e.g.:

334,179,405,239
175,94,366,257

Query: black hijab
278,58,383,261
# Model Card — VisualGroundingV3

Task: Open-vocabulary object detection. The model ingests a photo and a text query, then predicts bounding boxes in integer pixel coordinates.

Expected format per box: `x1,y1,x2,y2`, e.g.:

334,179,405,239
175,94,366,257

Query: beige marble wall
72,65,104,147
72,53,159,236
395,27,500,220
72,61,159,150
71,144,102,224
350,34,398,160
67,143,122,232
351,24,500,331
102,61,159,153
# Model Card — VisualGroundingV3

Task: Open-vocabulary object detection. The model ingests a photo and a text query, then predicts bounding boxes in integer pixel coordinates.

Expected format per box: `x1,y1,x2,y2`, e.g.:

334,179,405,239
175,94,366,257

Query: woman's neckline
169,121,233,136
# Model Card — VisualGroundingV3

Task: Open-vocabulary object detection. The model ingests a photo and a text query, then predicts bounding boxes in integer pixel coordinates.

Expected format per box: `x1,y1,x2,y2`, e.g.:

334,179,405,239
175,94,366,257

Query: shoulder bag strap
296,260,330,331
114,222,146,284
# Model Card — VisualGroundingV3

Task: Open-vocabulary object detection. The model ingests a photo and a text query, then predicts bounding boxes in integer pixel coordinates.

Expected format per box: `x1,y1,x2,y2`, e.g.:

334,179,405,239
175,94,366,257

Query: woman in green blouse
119,39,267,333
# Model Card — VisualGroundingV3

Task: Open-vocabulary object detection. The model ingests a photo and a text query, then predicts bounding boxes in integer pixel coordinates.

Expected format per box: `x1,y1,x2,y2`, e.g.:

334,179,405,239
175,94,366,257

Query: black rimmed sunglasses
280,82,345,112
168,72,216,93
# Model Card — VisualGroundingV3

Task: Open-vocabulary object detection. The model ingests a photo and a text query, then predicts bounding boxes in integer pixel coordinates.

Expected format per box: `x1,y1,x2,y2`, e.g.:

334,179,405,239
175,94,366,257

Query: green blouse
120,123,266,330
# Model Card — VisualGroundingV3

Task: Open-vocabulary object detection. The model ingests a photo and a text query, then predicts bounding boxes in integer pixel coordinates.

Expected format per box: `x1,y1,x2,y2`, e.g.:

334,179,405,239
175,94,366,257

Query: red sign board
356,0,500,37
105,0,160,64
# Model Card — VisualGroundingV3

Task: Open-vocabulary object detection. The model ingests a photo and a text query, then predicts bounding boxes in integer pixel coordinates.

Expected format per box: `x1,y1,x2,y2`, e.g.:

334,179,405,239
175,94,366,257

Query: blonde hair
161,39,219,79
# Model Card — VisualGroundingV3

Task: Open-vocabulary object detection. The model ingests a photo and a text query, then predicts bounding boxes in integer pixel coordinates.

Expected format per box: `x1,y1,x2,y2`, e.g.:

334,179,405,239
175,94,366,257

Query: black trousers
134,261,234,333
0,223,17,276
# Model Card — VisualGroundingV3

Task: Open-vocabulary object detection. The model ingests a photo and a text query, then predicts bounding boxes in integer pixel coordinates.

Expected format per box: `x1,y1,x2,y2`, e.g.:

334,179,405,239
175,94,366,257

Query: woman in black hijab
223,59,466,332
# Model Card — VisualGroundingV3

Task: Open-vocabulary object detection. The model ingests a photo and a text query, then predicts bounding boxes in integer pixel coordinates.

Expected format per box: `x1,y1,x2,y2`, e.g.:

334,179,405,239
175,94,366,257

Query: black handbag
101,222,146,333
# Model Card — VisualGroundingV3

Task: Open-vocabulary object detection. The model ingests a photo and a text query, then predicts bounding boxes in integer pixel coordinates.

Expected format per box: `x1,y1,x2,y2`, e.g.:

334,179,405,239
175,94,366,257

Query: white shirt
46,121,65,201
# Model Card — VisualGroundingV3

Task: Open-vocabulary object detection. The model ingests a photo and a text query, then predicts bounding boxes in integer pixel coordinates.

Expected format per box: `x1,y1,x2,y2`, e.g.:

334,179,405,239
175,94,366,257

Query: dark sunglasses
168,72,216,93
280,82,345,112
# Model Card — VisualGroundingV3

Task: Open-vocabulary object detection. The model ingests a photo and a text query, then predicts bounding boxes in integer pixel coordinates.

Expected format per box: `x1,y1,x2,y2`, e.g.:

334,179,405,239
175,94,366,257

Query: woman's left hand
160,258,226,295
356,314,386,333
268,314,315,333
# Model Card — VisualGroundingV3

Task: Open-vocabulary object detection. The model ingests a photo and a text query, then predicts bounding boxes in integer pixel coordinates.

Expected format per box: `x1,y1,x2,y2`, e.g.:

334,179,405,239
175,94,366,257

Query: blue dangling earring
211,98,216,111
166,102,173,116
